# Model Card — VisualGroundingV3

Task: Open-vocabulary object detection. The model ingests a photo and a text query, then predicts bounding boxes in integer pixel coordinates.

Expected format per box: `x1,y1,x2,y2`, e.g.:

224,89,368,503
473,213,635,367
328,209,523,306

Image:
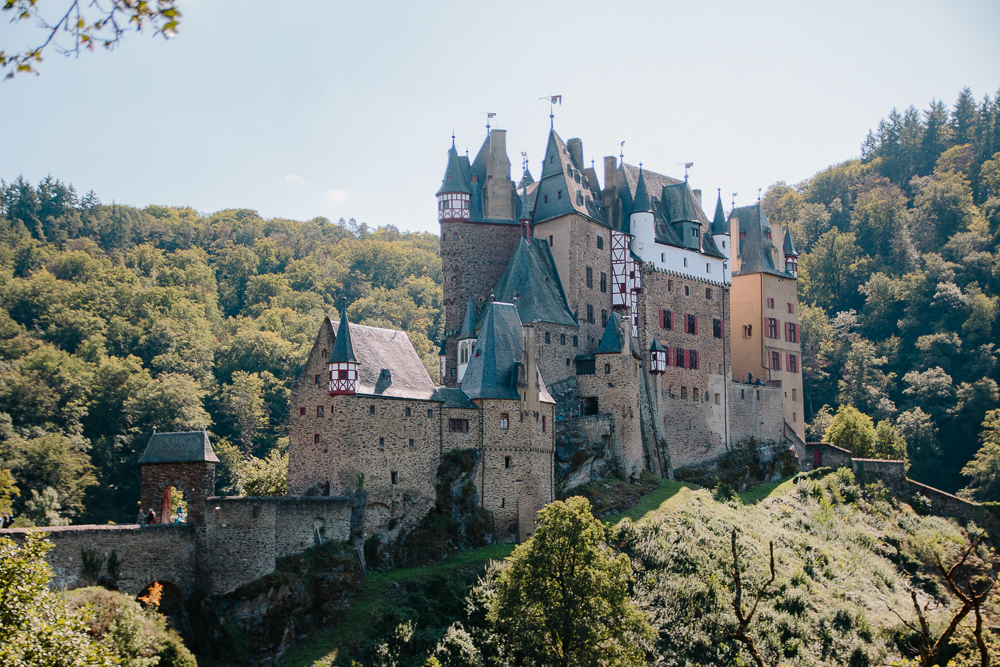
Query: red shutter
683,350,689,368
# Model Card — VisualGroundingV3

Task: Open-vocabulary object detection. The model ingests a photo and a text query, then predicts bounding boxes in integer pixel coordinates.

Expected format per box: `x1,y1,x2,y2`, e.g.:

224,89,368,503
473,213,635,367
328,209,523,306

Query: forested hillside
0,185,442,525
766,86,1000,495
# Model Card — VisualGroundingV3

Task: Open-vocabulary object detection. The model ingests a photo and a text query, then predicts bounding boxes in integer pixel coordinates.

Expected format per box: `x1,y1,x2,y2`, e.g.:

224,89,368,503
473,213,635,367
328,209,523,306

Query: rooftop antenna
539,95,561,128
481,112,496,135
619,141,625,166
678,162,694,182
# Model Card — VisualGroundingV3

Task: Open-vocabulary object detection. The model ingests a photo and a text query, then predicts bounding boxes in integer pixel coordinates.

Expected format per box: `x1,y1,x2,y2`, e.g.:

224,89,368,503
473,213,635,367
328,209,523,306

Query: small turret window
557,191,562,200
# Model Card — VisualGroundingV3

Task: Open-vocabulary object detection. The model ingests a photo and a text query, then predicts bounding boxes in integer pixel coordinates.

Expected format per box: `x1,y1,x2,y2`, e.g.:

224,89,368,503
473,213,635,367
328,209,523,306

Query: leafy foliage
0,178,441,523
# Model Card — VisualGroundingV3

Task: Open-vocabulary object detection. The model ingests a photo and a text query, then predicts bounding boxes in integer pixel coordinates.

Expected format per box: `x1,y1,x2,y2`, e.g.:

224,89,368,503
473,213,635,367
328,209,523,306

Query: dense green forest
0,184,442,525
767,87,1000,496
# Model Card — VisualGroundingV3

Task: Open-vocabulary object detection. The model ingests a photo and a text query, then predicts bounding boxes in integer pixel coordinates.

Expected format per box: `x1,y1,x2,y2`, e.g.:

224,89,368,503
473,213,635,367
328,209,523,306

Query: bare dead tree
730,528,776,667
888,531,994,667
1,1,180,79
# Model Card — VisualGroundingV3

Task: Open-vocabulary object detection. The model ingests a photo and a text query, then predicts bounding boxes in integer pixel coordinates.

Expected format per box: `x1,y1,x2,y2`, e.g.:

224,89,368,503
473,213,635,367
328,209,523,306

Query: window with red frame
771,350,781,370
787,302,795,314
766,318,778,338
767,298,775,308
313,434,320,444
299,407,306,416
500,413,509,430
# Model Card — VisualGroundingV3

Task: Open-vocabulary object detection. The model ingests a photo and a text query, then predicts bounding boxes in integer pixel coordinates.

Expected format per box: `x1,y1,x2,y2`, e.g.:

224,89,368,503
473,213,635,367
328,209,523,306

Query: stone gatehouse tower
138,430,219,524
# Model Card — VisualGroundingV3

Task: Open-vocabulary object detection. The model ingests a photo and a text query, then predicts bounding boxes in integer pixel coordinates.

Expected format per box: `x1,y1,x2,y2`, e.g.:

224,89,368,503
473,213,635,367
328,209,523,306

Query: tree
6,432,97,522
482,496,652,667
823,405,876,457
0,466,19,514
897,408,940,483
0,532,117,666
960,410,1000,501
729,529,775,667
1,0,181,79
872,420,908,464
219,371,267,454
240,446,288,497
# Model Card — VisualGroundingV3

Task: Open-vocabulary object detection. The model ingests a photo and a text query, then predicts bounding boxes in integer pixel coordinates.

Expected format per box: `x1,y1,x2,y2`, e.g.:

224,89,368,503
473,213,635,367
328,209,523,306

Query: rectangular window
391,471,398,485
501,497,506,508
542,416,546,432
788,354,798,373
600,272,607,293
315,374,321,384
668,280,673,292
379,437,385,447
316,406,324,417
409,438,415,448
787,302,795,314
714,393,721,405
597,236,604,249
369,404,376,415
449,418,469,433
560,333,566,345
681,386,688,399
766,318,778,338
500,413,509,430
299,407,306,416
427,409,433,417
661,309,673,330
706,263,711,273
601,310,608,327
548,235,553,246
706,288,713,299
545,331,551,344
786,322,798,343
405,407,411,417
767,297,775,308
573,336,579,347
713,318,723,339
686,314,698,335
586,266,593,289
587,304,594,324
314,434,320,444
504,456,511,469
576,358,596,375
605,363,611,374
792,388,798,401
771,351,781,371
691,350,699,369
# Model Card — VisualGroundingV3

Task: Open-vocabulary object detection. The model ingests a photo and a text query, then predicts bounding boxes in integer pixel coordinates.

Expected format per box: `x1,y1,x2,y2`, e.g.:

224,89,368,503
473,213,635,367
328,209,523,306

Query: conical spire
782,226,798,257
457,298,477,340
711,190,727,235
436,142,470,196
518,166,534,188
328,299,357,363
595,314,623,354
632,168,652,213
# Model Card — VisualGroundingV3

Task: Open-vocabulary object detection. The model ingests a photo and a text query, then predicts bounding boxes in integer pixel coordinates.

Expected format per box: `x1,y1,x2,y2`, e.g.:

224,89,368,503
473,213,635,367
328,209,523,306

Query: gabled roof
783,226,799,257
138,430,219,465
461,301,554,404
732,203,789,277
594,315,623,354
328,302,357,364
461,302,524,401
662,182,700,225
532,129,607,226
711,191,728,236
437,143,471,195
329,319,436,399
457,298,478,340
491,237,578,327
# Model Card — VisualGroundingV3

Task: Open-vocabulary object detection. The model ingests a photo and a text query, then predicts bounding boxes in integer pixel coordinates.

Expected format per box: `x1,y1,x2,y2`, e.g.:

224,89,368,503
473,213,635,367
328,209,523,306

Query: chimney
693,189,702,206
485,130,512,220
604,156,617,193
567,138,584,169
520,323,540,413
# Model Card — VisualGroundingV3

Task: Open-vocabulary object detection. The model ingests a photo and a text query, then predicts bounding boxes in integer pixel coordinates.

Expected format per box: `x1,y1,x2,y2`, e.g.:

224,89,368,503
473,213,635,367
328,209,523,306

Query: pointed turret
632,168,652,213
460,301,523,401
594,314,623,355
328,300,359,395
711,190,727,236
437,141,471,222
783,226,799,277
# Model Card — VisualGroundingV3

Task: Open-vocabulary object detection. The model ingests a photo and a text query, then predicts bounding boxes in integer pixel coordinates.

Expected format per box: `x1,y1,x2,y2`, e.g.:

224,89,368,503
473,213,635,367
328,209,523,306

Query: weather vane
539,95,561,128
619,141,625,165
521,151,528,172
678,162,694,181
481,112,496,135
731,192,738,210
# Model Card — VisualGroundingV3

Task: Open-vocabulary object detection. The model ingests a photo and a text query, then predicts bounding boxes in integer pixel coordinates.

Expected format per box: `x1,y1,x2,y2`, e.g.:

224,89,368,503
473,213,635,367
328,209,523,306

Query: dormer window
557,191,562,200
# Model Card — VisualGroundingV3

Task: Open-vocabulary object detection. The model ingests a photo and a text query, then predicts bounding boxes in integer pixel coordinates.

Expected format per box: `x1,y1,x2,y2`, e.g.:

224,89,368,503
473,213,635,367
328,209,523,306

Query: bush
911,492,933,515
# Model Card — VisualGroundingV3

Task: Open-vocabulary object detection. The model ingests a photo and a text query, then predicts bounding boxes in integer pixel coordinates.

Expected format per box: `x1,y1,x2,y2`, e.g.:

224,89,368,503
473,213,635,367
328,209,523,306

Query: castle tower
138,430,218,524
782,226,799,277
328,301,358,395
439,132,523,387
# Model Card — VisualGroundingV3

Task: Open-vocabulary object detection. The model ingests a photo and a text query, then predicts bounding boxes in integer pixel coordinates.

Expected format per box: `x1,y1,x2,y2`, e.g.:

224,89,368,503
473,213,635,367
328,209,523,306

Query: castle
288,125,805,544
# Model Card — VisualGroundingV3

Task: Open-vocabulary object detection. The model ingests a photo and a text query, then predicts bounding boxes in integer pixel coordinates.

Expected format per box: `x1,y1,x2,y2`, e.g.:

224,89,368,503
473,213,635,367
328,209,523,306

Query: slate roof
437,143,471,195
461,302,554,404
532,129,607,226
138,430,219,464
329,319,437,400
732,203,790,277
711,191,728,236
431,387,477,410
328,302,357,364
662,182,699,225
594,315,623,354
457,298,478,340
650,338,667,352
632,169,652,213
518,167,534,187
490,237,577,327
783,226,798,257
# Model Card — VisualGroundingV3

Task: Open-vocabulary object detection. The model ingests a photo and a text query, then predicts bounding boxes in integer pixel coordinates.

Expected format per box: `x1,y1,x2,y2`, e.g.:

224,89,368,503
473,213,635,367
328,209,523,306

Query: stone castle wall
728,381,785,445
0,524,197,597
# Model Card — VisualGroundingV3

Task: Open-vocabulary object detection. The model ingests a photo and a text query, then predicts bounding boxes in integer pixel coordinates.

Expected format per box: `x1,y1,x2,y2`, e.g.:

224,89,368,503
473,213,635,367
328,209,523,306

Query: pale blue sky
2,0,998,234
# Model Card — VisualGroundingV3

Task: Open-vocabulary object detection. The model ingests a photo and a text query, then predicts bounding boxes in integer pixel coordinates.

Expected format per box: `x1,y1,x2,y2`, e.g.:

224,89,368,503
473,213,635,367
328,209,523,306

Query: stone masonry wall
441,221,524,386
0,524,197,597
441,406,481,453
140,461,215,524
728,382,785,446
